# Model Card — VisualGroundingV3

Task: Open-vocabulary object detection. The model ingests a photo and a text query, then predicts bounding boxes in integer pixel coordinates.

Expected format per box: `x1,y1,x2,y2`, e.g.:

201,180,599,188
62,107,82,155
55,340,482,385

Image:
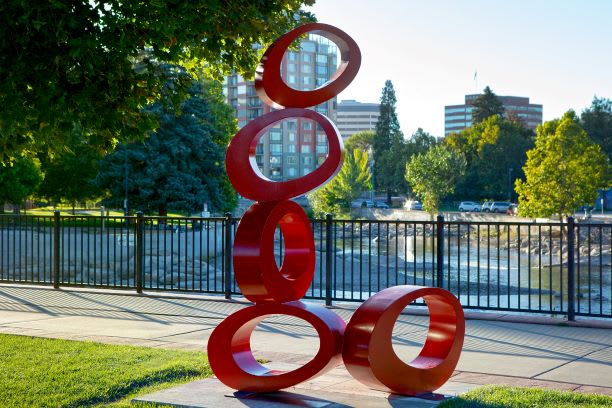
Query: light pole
507,167,513,202
124,147,129,222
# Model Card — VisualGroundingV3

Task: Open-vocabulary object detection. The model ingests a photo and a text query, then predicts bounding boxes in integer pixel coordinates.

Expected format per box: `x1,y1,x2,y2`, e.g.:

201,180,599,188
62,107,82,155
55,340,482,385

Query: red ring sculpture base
207,301,346,392
342,285,465,395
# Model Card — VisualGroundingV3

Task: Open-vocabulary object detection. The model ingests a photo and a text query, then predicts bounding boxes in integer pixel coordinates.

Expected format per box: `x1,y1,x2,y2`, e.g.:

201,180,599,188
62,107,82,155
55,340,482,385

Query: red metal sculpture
208,22,465,397
343,286,465,394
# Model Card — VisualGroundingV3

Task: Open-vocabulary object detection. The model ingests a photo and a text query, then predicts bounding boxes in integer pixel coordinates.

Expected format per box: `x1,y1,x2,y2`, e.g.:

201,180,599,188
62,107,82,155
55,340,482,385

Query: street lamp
507,167,513,202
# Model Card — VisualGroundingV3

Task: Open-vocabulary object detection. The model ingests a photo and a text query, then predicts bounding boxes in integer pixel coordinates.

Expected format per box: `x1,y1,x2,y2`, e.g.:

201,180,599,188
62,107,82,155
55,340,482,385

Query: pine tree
373,80,405,202
472,86,505,124
95,81,237,215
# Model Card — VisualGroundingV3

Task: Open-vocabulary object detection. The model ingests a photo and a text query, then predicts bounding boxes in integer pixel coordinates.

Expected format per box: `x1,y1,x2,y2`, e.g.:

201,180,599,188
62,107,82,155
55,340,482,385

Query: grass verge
439,385,612,407
0,334,210,407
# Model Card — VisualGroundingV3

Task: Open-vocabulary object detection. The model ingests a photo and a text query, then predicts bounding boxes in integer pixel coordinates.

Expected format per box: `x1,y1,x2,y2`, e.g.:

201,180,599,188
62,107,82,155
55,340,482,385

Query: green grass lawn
0,334,211,407
440,385,612,407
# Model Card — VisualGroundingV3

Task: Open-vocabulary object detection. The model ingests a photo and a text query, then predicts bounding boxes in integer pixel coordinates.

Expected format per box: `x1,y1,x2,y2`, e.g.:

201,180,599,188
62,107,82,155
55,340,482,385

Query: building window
301,145,311,154
302,76,311,85
316,134,327,144
302,156,313,165
287,144,296,153
270,144,282,154
316,145,328,154
288,132,296,142
303,133,312,143
288,63,296,72
288,51,297,61
302,64,312,74
302,54,311,63
302,167,311,175
270,129,282,141
287,167,297,177
302,121,312,131
316,54,327,64
287,156,297,164
287,74,296,84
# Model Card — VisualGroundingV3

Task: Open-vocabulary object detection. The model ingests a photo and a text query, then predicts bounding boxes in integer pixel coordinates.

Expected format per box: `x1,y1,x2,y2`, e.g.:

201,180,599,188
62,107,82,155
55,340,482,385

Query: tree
581,96,612,160
405,145,466,215
472,86,505,124
95,80,237,215
308,149,371,218
373,80,405,202
0,155,42,213
445,116,534,201
516,111,611,220
345,130,375,154
0,1,314,160
38,143,104,213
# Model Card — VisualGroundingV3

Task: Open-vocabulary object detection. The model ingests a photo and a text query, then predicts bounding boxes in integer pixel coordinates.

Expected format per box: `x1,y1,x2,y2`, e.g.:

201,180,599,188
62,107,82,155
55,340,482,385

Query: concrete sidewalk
0,284,611,400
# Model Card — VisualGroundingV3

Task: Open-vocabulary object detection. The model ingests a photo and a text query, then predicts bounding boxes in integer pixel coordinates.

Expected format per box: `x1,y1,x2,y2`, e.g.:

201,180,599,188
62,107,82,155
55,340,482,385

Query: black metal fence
0,212,610,320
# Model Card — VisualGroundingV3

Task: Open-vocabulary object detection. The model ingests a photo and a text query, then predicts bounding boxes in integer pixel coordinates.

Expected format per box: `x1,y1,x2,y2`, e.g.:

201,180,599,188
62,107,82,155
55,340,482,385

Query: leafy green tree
308,149,371,218
38,143,104,213
344,130,375,153
0,1,314,160
95,81,237,215
445,116,534,200
0,155,42,213
373,80,405,202
472,86,505,124
405,145,466,215
581,96,612,160
516,111,611,220
405,128,437,157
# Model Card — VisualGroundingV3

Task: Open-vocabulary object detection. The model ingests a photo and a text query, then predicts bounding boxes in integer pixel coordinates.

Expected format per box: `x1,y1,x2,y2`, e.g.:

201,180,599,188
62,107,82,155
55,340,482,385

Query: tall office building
336,99,380,141
444,94,543,136
224,35,338,181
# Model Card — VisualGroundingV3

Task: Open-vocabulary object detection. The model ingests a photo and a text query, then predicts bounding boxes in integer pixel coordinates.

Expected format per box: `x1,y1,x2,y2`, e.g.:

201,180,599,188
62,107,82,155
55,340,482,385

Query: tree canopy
0,155,42,212
0,1,314,160
308,148,371,218
405,145,466,215
344,130,375,154
516,111,611,220
472,86,505,124
581,96,612,161
95,80,237,215
445,116,534,200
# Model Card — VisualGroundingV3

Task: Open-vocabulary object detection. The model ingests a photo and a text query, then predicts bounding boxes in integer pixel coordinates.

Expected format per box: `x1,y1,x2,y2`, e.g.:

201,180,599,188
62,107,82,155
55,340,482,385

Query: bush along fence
0,212,610,320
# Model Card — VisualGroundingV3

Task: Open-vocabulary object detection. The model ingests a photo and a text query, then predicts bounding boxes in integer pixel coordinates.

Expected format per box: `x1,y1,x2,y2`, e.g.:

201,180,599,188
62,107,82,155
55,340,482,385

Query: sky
305,0,612,138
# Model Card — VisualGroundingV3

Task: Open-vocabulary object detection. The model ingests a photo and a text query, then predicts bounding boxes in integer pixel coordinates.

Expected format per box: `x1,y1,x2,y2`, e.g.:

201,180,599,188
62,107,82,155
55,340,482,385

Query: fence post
53,211,60,289
567,216,576,321
436,214,445,288
135,211,144,294
224,212,233,300
325,213,333,306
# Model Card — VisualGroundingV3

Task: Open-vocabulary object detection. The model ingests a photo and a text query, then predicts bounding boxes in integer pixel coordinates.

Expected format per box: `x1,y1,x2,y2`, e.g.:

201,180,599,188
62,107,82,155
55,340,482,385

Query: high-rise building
224,35,338,181
444,94,543,136
336,99,380,141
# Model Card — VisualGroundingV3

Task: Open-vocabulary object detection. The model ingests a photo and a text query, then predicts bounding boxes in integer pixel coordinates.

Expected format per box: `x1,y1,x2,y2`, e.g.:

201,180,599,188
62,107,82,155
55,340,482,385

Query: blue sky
306,0,612,137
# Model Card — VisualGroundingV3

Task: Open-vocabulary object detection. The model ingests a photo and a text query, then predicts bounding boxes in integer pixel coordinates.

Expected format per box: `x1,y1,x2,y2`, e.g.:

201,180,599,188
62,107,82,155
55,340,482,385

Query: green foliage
308,149,371,218
472,86,505,124
373,80,405,199
344,130,375,153
516,111,611,219
38,142,104,209
439,385,612,408
0,1,314,160
581,96,612,161
95,80,237,215
0,155,42,211
445,116,534,200
0,334,210,407
405,145,466,214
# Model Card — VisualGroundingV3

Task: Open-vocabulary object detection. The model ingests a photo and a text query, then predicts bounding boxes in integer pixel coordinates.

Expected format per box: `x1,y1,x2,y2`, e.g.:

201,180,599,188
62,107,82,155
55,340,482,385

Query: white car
405,200,423,210
458,201,480,212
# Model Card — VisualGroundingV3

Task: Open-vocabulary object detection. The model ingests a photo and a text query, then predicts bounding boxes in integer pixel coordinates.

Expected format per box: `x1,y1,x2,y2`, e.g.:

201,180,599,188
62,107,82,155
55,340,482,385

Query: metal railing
0,212,610,320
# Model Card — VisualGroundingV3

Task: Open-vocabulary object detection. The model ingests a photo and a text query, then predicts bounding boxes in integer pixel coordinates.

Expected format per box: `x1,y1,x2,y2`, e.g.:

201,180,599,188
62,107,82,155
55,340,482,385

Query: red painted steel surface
207,301,346,392
233,200,315,303
342,285,465,395
210,21,464,397
254,23,361,109
225,108,344,201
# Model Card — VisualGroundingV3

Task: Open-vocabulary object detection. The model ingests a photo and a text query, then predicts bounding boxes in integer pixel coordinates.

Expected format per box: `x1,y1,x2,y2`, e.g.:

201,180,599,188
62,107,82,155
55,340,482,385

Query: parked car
507,203,518,216
481,201,493,212
362,200,390,209
490,202,512,213
458,201,480,212
405,200,423,210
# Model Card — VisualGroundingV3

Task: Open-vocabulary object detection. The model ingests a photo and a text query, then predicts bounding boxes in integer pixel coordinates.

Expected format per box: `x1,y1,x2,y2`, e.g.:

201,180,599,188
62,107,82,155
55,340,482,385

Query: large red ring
233,200,315,303
225,108,344,201
207,301,346,392
255,22,361,108
342,286,465,395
